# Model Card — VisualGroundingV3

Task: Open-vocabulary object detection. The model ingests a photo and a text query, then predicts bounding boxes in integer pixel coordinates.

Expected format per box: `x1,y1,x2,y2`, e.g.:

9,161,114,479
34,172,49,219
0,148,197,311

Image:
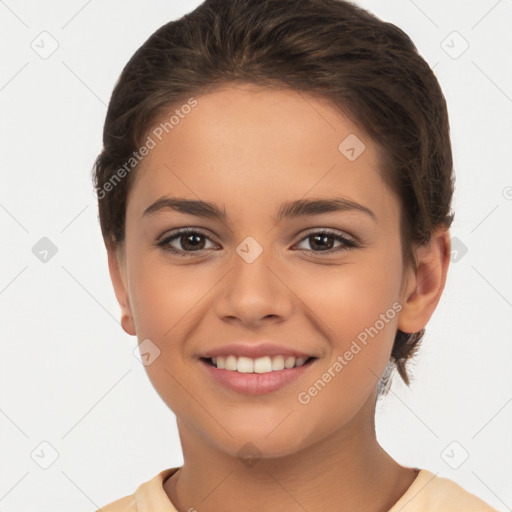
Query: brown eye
158,228,217,256
294,230,357,253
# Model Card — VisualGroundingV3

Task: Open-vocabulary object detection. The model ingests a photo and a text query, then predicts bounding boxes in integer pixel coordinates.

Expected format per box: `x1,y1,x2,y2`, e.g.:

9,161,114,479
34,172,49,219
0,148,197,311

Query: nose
212,244,294,328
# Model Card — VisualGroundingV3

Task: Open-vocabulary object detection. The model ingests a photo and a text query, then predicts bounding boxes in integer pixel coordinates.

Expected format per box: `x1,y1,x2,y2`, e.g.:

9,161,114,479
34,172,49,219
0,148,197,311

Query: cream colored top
97,467,497,511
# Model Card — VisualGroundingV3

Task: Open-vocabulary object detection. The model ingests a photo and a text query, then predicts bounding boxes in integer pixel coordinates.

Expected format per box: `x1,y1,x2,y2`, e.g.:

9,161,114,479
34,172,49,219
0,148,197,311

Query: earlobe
106,240,136,336
397,227,451,334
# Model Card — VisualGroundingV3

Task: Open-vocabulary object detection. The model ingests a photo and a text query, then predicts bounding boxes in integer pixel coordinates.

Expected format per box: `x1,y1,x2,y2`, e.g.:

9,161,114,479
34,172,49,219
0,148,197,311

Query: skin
107,83,451,512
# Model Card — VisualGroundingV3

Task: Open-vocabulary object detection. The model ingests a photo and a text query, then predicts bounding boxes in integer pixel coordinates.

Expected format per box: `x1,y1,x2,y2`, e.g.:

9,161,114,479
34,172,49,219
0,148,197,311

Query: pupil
311,234,333,251
183,234,204,250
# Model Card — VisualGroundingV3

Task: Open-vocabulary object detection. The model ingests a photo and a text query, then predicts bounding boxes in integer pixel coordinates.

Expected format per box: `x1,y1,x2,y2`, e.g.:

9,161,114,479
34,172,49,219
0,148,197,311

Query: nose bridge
214,234,293,324
232,234,280,297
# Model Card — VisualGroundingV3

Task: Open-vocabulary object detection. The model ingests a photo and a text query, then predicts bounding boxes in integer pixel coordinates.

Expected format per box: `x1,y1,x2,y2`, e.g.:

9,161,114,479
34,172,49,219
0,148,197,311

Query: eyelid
292,228,359,253
297,227,357,244
156,228,220,257
157,226,360,256
157,227,356,244
157,226,215,243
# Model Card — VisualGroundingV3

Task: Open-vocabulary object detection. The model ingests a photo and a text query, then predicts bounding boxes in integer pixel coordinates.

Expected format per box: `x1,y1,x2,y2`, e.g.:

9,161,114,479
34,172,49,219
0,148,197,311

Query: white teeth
254,356,272,373
208,354,311,373
271,355,285,371
284,356,296,369
237,356,254,373
225,355,238,371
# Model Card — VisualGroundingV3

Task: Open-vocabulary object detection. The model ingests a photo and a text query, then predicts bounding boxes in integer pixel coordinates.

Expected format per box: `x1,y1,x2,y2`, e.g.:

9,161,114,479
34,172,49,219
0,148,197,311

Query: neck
164,394,418,512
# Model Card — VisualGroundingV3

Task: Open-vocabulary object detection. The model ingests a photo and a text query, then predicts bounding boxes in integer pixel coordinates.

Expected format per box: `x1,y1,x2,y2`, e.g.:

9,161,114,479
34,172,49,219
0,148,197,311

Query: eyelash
157,228,358,257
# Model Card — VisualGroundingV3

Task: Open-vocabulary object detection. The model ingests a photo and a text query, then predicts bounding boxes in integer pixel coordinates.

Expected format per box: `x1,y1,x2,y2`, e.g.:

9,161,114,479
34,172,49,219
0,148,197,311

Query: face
109,83,434,458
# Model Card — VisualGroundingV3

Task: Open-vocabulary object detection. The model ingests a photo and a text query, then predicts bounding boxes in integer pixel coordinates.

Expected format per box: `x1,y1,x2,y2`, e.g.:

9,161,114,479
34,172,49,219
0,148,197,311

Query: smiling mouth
201,355,317,373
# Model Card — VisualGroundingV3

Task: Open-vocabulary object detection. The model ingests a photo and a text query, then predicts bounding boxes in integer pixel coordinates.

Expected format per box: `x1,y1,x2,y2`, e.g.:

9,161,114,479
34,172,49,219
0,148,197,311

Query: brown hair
92,0,454,390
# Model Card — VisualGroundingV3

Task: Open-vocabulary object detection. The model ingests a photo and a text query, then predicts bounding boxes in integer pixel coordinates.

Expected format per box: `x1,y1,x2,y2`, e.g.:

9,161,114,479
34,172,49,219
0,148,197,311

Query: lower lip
200,358,316,395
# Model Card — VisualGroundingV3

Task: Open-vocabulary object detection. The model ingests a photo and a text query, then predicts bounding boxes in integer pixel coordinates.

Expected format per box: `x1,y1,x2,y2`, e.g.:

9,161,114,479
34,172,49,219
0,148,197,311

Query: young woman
93,0,496,510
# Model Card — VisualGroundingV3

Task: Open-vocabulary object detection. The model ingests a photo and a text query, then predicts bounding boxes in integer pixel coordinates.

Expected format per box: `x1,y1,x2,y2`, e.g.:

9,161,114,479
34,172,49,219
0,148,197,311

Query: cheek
127,253,210,339
293,251,403,343
126,255,216,404
295,285,400,442
293,253,402,400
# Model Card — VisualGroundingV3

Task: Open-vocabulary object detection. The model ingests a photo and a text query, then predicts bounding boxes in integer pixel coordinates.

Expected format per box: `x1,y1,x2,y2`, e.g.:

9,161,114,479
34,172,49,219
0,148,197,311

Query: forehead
127,83,398,224
140,82,375,170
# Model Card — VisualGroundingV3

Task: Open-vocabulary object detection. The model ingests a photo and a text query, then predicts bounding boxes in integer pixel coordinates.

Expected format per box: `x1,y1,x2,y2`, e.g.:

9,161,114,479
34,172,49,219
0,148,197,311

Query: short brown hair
92,0,454,390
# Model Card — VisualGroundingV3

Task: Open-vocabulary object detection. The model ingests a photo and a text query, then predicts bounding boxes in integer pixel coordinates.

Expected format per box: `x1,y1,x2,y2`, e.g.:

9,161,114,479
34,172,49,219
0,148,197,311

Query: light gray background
1,1,511,511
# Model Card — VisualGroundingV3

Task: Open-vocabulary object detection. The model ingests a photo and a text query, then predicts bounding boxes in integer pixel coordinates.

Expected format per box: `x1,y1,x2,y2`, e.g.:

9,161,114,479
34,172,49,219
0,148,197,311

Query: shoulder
389,469,497,512
94,467,180,512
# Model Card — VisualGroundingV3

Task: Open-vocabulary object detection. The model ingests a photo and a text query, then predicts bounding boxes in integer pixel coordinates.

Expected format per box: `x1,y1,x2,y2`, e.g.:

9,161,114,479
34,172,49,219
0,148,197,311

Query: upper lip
199,343,317,360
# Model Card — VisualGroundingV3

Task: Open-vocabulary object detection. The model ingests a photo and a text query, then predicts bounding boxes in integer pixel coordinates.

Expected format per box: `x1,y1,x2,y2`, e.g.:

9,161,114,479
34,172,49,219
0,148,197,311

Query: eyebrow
142,196,376,222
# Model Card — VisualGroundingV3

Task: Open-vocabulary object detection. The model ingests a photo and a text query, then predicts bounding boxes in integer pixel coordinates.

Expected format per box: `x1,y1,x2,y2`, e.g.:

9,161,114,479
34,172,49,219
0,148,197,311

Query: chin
209,424,312,462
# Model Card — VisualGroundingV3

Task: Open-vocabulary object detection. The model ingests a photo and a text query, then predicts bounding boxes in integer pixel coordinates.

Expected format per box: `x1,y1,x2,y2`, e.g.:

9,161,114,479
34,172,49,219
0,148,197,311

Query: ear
106,240,136,336
397,226,451,334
